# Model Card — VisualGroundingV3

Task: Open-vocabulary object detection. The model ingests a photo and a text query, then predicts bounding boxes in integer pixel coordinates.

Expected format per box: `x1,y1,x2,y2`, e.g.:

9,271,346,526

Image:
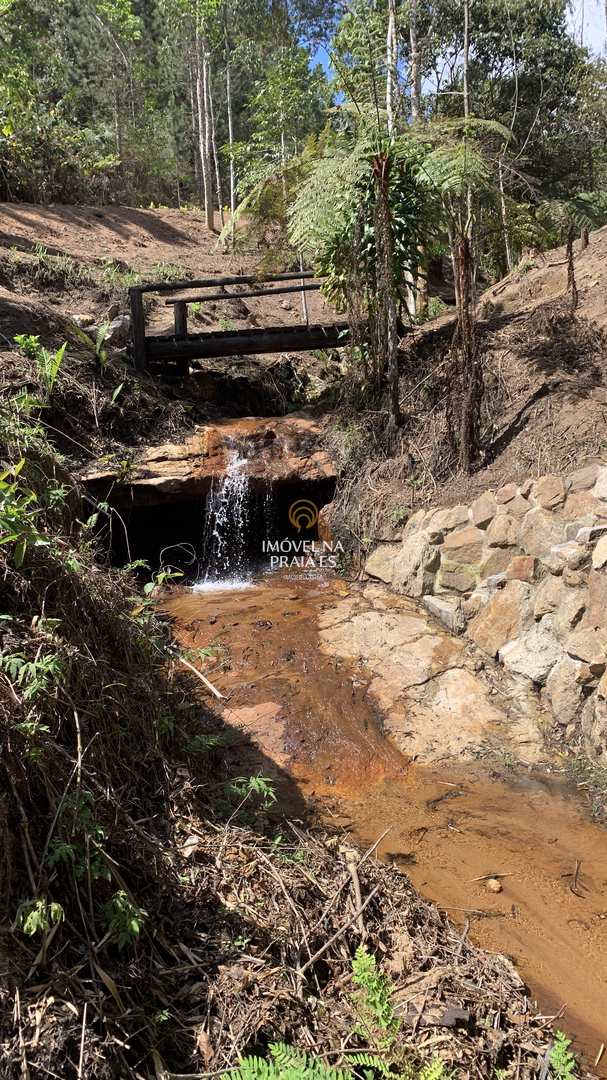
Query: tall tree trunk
373,153,401,430
567,224,578,309
386,0,397,136
409,0,422,122
206,59,224,228
462,0,473,231
225,24,236,249
195,20,214,232
195,40,212,225
189,61,201,201
498,156,512,272
448,236,482,472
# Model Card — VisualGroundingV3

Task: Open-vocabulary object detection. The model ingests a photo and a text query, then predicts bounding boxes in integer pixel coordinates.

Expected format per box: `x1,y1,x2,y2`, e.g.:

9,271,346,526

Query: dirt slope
0,202,334,334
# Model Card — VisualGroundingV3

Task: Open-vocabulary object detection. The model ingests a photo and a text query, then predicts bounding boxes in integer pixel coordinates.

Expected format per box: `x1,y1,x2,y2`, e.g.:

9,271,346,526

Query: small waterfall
200,447,251,585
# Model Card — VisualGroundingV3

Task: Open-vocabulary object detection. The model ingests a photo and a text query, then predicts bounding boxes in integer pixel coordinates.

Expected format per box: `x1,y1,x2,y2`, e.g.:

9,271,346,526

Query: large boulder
565,627,607,674
364,544,398,585
552,587,586,640
470,491,497,528
533,575,563,618
582,570,607,629
544,656,586,725
440,525,485,565
486,513,519,548
425,504,469,536
532,474,566,510
567,463,602,493
468,580,532,657
499,617,562,685
519,507,567,558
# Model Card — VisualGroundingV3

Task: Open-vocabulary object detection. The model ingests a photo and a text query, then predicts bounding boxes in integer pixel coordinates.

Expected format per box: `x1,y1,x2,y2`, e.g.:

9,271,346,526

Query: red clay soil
0,202,334,332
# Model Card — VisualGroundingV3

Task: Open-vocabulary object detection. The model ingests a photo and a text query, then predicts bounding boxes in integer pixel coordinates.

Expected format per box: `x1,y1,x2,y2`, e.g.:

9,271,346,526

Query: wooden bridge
128,271,350,374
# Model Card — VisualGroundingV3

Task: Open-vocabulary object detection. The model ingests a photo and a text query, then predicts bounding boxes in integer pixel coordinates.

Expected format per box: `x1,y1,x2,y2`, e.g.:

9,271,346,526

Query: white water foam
192,577,255,593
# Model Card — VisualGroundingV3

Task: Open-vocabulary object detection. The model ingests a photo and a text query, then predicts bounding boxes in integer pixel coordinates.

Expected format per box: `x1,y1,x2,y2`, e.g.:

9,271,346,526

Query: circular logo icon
288,498,319,532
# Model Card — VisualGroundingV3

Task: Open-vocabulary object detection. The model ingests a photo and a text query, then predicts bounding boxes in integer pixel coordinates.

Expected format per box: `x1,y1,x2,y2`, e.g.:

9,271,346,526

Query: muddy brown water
162,571,607,1070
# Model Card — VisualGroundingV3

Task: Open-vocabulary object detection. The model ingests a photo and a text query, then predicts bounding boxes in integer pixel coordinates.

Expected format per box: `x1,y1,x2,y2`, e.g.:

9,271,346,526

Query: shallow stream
162,570,607,1072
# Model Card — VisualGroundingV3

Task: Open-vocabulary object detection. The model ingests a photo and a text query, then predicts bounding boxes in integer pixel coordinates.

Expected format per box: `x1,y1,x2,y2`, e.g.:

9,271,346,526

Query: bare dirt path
163,571,607,1071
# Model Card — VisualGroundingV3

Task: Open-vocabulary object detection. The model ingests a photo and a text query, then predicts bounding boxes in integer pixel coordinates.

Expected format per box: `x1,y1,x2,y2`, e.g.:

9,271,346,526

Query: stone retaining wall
365,462,607,762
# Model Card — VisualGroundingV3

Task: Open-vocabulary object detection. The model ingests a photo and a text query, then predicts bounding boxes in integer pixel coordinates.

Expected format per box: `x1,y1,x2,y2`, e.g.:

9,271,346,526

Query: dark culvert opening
107,478,336,582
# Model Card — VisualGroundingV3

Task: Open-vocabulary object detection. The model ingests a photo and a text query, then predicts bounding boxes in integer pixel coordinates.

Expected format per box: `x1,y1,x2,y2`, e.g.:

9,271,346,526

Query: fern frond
422,144,493,198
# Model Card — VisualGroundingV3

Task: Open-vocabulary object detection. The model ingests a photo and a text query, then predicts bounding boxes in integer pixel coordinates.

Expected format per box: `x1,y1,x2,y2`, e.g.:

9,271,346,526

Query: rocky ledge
81,413,335,504
365,462,607,762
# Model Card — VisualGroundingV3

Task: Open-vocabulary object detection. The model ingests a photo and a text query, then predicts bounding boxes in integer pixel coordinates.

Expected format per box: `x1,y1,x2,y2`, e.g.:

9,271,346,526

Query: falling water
197,447,251,589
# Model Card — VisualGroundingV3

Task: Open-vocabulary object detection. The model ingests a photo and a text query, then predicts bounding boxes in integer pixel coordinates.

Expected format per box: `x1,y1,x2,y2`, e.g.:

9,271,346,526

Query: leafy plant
549,1031,577,1080
104,890,146,949
225,775,277,812
351,945,399,1045
18,897,64,936
229,1042,353,1080
14,334,67,395
0,458,48,566
0,649,63,701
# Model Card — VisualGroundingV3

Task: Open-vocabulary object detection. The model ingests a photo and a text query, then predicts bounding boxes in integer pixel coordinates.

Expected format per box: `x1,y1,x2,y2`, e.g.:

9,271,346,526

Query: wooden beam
138,270,317,295
174,300,188,338
129,287,147,370
146,322,350,362
165,282,321,305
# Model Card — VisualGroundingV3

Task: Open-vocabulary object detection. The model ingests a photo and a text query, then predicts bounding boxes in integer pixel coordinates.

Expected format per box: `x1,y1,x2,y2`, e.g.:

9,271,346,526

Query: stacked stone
365,462,607,760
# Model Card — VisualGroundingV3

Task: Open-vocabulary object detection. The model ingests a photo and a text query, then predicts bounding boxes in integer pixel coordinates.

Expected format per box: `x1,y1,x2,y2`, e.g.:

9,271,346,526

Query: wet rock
471,491,497,528
468,580,532,657
499,617,561,685
486,513,519,548
544,656,585,724
520,507,567,558
567,463,602,493
532,474,566,510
